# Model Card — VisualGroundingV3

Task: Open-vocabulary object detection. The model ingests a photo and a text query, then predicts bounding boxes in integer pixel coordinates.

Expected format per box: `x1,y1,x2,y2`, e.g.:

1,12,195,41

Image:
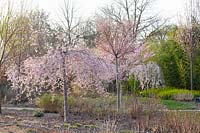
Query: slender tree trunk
125,0,130,21
61,51,69,122
190,52,193,90
115,57,121,111
16,56,21,103
0,102,1,114
0,67,2,114
190,0,194,90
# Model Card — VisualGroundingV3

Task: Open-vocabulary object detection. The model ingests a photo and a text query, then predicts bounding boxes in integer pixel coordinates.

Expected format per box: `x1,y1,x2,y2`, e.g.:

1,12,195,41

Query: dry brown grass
157,111,200,132
124,96,143,119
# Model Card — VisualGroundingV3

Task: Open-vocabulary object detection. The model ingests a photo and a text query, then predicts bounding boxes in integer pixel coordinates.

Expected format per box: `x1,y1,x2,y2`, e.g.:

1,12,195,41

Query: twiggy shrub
100,119,118,133
124,97,143,119
173,92,194,101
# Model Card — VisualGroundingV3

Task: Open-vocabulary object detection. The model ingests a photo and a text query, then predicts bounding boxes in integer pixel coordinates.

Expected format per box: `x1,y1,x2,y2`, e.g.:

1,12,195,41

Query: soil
0,107,161,133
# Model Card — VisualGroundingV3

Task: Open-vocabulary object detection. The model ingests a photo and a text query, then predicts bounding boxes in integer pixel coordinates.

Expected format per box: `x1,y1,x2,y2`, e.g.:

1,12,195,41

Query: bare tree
10,8,38,103
176,0,200,90
29,9,56,53
59,0,82,122
100,0,158,41
0,7,17,70
0,4,19,114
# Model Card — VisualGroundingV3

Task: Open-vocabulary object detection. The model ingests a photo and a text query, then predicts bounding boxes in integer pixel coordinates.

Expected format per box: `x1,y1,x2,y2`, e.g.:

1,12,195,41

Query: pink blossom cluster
6,48,114,100
130,62,164,89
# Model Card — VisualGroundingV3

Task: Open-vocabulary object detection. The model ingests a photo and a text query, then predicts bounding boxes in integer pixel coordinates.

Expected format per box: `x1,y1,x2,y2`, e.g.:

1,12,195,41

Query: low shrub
157,89,177,100
140,89,162,98
37,93,116,117
36,93,63,113
122,75,140,95
141,88,200,101
33,110,44,117
192,90,200,98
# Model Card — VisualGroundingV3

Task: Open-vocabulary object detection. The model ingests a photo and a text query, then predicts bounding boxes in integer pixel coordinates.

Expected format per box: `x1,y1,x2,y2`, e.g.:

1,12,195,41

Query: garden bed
1,95,200,132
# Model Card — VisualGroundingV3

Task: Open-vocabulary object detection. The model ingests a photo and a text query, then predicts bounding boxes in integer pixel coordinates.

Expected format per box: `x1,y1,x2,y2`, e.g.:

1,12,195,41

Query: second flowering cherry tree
96,19,150,110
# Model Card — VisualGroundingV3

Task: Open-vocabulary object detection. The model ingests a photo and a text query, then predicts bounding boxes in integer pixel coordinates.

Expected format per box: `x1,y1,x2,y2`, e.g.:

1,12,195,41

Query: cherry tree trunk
0,102,2,114
62,52,69,122
115,57,121,111
190,50,193,90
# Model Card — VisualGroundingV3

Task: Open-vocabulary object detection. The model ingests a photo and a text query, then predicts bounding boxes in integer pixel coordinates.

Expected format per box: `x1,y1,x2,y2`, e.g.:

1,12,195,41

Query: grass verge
161,100,196,110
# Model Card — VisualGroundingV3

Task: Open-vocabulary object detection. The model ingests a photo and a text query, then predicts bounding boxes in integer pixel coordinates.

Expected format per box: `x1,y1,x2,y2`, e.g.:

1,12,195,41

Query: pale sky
33,0,188,23
1,0,189,23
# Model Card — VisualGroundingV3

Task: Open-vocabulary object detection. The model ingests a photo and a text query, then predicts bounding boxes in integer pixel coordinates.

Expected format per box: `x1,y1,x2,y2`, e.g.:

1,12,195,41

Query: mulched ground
0,101,166,133
0,108,129,132
0,109,60,132
0,108,159,133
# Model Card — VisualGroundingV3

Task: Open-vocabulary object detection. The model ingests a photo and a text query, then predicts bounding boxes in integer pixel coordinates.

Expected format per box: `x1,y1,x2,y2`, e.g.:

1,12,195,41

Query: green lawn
139,97,197,110
161,100,196,110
